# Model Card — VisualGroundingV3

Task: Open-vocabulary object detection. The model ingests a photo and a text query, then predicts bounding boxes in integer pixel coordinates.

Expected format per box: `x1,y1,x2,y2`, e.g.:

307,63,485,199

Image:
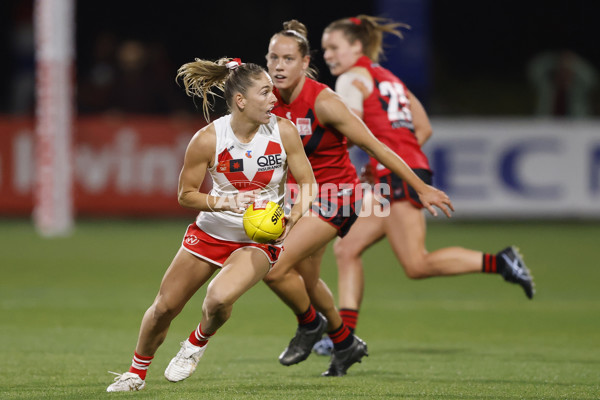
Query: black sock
339,308,358,333
327,323,354,351
482,253,499,273
296,304,320,330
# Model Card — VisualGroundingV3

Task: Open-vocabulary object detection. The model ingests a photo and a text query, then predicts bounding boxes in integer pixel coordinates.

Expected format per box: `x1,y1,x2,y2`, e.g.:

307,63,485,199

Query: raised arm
314,88,453,217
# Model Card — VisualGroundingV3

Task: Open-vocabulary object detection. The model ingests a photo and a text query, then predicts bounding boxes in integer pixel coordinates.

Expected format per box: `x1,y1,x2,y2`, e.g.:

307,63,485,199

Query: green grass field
1,219,599,399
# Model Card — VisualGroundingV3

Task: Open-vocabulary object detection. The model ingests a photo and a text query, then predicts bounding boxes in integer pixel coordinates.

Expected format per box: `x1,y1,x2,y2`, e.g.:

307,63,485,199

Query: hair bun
282,19,308,38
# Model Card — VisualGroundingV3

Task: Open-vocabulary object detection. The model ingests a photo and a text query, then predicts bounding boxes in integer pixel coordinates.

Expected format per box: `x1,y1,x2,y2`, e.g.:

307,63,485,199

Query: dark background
1,0,599,117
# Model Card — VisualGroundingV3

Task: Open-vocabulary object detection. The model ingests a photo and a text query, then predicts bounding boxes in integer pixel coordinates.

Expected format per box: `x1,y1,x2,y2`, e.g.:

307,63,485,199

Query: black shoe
498,246,535,299
279,313,327,366
321,335,368,377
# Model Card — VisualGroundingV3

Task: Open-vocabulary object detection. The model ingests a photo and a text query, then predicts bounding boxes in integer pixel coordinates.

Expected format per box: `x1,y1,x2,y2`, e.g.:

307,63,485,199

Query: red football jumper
272,78,358,187
353,55,431,177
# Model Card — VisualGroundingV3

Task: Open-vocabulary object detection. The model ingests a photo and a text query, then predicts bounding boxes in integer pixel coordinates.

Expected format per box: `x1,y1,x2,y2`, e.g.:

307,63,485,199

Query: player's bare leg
333,213,386,311
137,249,218,355
264,213,337,312
310,195,384,356
384,202,482,279
264,214,337,365
384,203,534,296
296,245,343,331
108,249,217,391
164,247,271,382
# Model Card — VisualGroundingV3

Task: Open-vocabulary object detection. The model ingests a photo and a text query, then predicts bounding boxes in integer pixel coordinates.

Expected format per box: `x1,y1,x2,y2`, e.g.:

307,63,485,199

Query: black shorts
311,186,360,238
378,169,432,208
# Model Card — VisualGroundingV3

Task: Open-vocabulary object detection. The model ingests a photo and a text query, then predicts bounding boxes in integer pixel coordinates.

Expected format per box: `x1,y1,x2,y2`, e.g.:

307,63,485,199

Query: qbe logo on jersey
296,118,312,136
257,153,283,172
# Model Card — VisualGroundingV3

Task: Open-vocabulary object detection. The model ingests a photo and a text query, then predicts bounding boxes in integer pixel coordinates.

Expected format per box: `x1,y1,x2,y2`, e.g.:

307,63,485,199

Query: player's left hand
418,185,454,218
227,189,260,213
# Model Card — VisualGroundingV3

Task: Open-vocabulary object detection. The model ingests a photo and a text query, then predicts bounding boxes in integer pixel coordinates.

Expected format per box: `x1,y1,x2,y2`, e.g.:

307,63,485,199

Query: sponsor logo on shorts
185,235,199,245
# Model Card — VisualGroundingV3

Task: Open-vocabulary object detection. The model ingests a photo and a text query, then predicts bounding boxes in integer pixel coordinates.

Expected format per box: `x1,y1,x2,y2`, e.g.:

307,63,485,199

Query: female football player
314,15,534,354
107,58,316,391
261,19,453,376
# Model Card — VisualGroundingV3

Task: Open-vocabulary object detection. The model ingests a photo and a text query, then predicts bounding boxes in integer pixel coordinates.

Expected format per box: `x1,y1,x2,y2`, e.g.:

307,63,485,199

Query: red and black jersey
354,55,430,177
272,78,358,187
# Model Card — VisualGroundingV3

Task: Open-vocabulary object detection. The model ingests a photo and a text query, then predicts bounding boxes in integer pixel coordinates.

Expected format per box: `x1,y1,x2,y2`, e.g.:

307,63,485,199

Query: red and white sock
128,352,153,380
188,323,215,347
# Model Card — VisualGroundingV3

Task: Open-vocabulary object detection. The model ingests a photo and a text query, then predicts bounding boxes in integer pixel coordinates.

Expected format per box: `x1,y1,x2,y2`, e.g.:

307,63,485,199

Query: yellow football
243,200,285,243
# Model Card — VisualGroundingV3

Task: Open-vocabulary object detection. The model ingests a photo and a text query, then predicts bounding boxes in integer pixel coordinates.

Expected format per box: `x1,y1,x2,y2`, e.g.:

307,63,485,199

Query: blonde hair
324,15,410,63
270,19,317,79
176,58,266,121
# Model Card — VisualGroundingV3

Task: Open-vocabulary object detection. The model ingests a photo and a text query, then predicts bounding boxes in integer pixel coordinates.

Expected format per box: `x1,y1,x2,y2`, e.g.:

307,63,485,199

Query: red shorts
181,223,283,266
378,169,432,208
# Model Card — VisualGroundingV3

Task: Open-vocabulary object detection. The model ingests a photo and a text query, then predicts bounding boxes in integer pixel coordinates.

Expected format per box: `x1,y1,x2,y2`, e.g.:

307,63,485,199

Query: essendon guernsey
272,78,358,187
353,55,430,177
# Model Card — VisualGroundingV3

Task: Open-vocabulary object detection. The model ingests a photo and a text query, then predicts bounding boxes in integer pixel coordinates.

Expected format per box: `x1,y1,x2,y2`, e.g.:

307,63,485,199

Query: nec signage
424,119,600,218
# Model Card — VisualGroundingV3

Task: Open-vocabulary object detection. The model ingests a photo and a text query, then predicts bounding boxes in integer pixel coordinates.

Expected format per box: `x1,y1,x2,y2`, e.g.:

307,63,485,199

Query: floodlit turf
1,218,599,399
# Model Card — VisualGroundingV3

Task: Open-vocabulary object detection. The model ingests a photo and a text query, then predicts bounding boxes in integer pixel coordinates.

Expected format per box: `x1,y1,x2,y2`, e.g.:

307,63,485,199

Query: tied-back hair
325,15,410,63
272,19,318,79
176,58,266,121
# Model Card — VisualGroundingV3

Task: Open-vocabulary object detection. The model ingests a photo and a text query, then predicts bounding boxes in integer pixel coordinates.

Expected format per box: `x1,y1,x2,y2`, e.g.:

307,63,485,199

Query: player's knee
333,239,360,262
263,264,286,285
403,260,430,280
302,275,319,291
150,297,180,323
203,292,233,317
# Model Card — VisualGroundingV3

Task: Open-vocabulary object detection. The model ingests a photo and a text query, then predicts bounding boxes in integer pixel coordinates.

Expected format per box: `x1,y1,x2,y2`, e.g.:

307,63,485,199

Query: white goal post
33,0,75,236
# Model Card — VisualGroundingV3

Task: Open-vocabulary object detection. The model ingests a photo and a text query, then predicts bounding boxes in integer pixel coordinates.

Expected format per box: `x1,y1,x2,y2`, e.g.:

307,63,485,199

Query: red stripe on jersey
217,141,282,191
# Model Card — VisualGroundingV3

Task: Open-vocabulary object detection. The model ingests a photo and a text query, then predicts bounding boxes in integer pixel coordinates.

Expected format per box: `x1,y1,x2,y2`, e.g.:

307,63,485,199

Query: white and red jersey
352,55,430,177
196,114,287,242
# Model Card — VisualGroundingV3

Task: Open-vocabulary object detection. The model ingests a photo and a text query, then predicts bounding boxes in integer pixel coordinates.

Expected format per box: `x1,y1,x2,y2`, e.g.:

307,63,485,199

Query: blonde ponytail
325,15,410,63
177,58,265,121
